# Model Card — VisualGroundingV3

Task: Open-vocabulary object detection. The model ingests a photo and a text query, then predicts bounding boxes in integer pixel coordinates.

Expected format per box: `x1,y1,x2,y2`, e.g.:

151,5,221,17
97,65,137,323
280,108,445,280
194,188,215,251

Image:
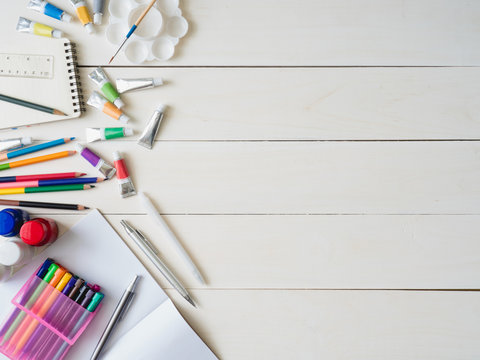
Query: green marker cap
87,292,104,312
43,263,59,282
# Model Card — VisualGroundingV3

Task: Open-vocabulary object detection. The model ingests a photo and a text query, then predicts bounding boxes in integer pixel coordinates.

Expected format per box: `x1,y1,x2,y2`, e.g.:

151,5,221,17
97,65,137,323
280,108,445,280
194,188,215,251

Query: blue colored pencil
38,177,104,186
0,137,75,161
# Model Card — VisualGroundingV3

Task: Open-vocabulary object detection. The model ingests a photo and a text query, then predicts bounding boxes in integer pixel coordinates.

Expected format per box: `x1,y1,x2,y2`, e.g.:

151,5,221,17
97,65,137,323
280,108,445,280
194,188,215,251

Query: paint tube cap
21,137,32,146
156,104,166,112
113,151,122,161
62,13,72,23
153,77,163,86
0,241,23,266
85,23,94,34
114,98,125,109
52,30,63,39
119,114,130,123
94,13,103,25
75,143,85,152
124,128,134,137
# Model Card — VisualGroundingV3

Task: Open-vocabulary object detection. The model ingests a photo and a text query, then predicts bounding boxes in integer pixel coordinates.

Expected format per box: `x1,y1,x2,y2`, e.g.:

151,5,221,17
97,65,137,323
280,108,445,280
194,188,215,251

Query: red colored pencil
0,172,85,184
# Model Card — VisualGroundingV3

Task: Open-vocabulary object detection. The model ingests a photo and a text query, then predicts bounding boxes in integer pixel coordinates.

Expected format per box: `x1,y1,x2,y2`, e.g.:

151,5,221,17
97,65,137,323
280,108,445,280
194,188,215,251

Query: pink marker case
0,272,100,360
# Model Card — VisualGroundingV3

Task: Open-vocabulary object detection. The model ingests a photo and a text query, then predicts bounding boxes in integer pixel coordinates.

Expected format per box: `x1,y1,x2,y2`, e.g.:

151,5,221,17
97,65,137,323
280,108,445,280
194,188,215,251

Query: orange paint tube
87,91,130,123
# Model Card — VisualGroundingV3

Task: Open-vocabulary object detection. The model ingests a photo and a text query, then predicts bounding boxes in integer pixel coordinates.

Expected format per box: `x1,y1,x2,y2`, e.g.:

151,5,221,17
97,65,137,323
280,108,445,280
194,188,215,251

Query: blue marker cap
62,276,78,295
36,258,54,278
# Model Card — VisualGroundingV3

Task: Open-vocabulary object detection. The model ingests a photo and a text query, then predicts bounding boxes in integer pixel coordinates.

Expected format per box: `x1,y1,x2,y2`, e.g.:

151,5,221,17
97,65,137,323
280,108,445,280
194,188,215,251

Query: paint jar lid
119,114,130,123
52,29,63,38
20,220,47,246
114,98,125,109
0,210,18,236
0,241,22,266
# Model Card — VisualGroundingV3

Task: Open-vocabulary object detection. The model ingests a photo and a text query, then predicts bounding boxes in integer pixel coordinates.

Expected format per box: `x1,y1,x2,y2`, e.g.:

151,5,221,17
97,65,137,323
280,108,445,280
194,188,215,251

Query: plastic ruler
0,53,54,79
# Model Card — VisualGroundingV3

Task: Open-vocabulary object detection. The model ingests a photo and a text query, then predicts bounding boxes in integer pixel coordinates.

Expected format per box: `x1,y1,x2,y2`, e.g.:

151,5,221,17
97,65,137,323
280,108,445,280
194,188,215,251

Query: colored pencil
0,172,85,183
0,184,93,195
0,93,66,116
0,177,103,189
0,138,75,161
0,199,89,211
0,151,75,171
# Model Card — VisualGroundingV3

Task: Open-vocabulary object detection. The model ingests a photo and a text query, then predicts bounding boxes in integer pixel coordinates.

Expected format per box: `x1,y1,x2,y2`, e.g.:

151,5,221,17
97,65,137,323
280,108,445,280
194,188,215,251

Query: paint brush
108,0,157,64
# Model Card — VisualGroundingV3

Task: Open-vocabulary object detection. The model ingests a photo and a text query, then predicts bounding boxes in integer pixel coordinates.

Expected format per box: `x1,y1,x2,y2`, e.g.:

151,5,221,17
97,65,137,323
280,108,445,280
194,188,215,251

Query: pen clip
134,229,158,255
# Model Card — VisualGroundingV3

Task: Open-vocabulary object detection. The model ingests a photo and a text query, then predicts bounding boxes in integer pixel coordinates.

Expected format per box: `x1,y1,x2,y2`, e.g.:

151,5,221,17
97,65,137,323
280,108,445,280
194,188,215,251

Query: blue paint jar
0,208,30,237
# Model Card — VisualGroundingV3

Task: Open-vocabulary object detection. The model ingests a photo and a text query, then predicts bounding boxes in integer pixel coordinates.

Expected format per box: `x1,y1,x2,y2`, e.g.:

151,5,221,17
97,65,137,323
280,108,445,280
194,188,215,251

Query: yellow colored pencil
0,151,75,171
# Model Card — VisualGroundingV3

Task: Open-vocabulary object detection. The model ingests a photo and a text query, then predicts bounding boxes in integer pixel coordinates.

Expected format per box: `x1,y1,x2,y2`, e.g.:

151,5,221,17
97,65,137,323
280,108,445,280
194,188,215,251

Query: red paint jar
19,218,58,247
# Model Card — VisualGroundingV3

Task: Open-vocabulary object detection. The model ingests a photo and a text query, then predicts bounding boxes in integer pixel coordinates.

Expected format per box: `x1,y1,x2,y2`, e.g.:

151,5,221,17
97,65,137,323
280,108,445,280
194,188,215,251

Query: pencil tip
53,109,66,116
185,295,196,307
84,206,90,209
70,137,75,140
97,178,105,182
69,151,76,155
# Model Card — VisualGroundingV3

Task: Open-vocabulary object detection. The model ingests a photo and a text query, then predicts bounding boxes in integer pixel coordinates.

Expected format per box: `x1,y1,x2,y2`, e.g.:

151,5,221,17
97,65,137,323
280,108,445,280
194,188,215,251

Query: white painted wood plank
1,141,478,214
2,1,480,66
4,67,480,141
170,290,480,360
10,214,480,289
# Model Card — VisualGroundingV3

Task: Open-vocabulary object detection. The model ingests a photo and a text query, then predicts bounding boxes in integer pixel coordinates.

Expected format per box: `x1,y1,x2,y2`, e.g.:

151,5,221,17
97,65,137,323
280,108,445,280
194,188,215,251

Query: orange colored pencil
0,151,76,171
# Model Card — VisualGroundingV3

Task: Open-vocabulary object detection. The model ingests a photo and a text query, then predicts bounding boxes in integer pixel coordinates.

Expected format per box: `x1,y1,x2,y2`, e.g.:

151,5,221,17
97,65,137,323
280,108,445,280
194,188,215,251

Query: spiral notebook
0,36,84,130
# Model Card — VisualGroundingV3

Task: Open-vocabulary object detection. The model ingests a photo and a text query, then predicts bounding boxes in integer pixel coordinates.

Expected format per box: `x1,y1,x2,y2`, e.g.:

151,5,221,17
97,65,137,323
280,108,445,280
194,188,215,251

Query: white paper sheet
0,210,217,360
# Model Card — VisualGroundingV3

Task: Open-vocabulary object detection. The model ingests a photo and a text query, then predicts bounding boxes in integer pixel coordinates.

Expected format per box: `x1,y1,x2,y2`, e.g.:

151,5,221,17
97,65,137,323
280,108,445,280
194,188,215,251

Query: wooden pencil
0,184,94,195
0,172,85,183
0,94,65,116
0,199,89,211
0,151,76,171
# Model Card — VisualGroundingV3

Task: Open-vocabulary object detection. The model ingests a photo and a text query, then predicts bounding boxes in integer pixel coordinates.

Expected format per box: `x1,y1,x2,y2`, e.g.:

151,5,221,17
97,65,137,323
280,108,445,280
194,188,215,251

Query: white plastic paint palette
107,0,188,64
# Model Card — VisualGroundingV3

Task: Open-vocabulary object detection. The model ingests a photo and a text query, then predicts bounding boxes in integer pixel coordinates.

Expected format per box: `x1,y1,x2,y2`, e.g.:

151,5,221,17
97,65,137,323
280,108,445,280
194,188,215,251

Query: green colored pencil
0,184,94,195
0,93,66,116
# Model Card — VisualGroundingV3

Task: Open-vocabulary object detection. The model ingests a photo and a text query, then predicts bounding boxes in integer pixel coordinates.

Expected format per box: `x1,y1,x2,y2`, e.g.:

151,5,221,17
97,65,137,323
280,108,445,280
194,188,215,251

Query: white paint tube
115,77,163,94
0,137,32,153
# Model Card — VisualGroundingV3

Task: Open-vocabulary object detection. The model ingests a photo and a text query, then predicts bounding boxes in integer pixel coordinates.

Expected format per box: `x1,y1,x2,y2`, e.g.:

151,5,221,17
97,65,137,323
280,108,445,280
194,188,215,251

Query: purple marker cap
80,289,95,308
75,143,100,167
88,283,101,292
62,276,78,295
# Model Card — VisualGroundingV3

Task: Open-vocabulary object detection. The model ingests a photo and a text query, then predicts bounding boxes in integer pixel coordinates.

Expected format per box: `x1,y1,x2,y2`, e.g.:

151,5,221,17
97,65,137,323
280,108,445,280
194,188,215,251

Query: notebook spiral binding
64,40,85,113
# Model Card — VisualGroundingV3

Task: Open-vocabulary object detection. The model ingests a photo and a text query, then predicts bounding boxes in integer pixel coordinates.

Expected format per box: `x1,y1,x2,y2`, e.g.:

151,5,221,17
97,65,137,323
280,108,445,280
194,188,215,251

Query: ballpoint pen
139,192,206,284
89,276,138,360
120,220,196,307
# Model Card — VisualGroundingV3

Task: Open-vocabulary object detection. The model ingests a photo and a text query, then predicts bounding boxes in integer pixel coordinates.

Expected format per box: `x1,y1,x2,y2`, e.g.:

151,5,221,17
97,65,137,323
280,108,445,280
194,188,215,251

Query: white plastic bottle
0,239,35,267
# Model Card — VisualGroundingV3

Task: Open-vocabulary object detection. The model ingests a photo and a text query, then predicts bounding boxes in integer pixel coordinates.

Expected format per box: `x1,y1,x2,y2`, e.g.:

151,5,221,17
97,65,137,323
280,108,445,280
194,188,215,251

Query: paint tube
27,0,72,22
113,151,136,198
116,77,164,94
93,0,105,24
69,0,94,34
137,105,166,149
88,67,124,108
75,143,116,179
0,137,32,153
87,91,130,123
16,17,63,38
86,127,134,142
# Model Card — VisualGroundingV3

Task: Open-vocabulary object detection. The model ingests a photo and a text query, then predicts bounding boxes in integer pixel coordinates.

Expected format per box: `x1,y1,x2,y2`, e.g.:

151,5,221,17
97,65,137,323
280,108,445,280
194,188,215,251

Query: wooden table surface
2,1,480,359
